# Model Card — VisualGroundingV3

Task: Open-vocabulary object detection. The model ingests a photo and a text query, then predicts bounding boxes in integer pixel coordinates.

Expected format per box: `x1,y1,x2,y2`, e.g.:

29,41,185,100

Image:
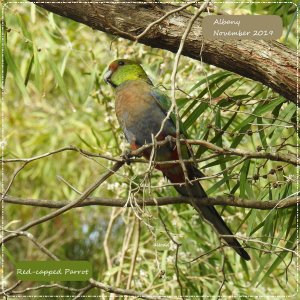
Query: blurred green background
2,1,298,298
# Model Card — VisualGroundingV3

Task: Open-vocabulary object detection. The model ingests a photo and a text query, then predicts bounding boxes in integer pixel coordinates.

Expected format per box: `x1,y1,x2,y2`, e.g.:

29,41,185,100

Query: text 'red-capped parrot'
104,59,250,261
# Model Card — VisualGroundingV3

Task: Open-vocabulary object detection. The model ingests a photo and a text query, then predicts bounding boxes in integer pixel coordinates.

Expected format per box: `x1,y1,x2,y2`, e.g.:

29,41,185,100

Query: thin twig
4,230,59,260
103,207,122,270
126,219,141,290
72,284,94,300
157,207,185,299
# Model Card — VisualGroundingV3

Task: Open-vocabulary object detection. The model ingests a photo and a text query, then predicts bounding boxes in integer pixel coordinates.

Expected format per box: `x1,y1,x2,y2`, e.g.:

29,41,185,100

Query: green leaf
33,45,42,90
230,97,285,148
4,45,29,99
48,59,75,110
245,209,256,237
256,117,268,149
211,78,239,98
17,14,32,41
285,207,297,239
3,246,16,265
215,108,230,190
250,254,270,285
284,6,298,43
24,54,34,86
233,97,285,133
188,71,231,94
206,175,234,195
82,67,96,103
91,128,102,149
60,50,71,76
270,103,296,144
197,73,233,99
76,134,94,150
183,102,208,130
182,73,232,119
239,161,250,198
197,109,239,157
0,22,8,87
257,230,297,286
203,156,235,169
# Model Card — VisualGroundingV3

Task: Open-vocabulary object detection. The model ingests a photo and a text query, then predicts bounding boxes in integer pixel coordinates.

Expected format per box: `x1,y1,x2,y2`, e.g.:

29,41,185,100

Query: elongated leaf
197,110,239,157
230,97,285,148
188,71,230,94
0,23,8,87
257,230,297,286
240,160,250,198
48,59,71,100
91,128,102,148
250,255,270,285
215,108,230,190
233,97,285,133
4,45,29,99
206,175,234,195
211,78,239,98
24,54,34,86
204,157,235,169
182,73,232,118
76,134,94,150
3,245,16,265
17,14,32,41
48,59,76,111
183,102,208,130
270,104,296,144
33,45,42,90
256,117,268,149
284,6,298,43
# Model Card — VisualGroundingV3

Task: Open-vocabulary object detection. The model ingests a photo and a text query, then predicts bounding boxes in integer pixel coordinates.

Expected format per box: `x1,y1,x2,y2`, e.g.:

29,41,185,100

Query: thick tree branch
3,194,298,210
27,0,298,105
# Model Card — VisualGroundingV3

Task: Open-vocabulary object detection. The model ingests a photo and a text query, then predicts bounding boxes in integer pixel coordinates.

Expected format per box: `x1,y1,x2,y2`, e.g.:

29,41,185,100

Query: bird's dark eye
118,61,125,66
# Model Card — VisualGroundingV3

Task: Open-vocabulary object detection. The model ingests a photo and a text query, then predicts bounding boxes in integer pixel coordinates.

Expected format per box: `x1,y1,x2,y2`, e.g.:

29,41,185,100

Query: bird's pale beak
104,69,113,85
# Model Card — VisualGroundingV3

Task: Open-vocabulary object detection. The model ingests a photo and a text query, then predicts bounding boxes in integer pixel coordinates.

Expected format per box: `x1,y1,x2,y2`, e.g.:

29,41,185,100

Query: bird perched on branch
104,59,250,261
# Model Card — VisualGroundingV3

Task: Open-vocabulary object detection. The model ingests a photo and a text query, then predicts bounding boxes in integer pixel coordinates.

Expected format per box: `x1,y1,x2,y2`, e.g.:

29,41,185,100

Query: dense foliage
2,1,298,298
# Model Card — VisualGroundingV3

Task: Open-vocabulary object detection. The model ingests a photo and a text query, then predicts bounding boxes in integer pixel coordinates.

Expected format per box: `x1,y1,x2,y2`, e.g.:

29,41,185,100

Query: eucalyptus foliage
2,2,298,298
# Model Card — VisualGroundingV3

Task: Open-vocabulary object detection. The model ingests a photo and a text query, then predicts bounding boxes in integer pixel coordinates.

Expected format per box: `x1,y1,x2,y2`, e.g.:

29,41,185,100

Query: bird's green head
104,59,151,88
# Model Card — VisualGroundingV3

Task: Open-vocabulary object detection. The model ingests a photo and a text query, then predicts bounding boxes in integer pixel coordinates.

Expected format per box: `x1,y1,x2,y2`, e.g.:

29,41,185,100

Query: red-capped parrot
104,59,250,261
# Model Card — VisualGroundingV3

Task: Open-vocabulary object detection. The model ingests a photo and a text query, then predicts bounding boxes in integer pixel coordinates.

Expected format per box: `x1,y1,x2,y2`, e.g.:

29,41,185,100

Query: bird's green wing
151,87,188,137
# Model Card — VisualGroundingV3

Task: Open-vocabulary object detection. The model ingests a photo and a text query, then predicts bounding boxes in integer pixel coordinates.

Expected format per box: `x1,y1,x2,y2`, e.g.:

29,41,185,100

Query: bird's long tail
161,164,250,261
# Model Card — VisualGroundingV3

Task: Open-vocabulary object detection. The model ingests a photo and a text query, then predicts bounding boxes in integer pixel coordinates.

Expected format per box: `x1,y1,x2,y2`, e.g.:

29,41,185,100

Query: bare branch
3,139,297,168
3,194,298,210
181,139,299,166
2,146,122,163
89,278,168,300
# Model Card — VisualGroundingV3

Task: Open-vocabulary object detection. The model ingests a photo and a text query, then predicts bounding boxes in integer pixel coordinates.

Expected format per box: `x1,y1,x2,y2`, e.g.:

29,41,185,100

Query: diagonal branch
1,161,124,245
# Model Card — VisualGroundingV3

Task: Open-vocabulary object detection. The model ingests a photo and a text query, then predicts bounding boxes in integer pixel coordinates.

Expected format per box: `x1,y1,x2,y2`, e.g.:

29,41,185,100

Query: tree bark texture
28,0,298,105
